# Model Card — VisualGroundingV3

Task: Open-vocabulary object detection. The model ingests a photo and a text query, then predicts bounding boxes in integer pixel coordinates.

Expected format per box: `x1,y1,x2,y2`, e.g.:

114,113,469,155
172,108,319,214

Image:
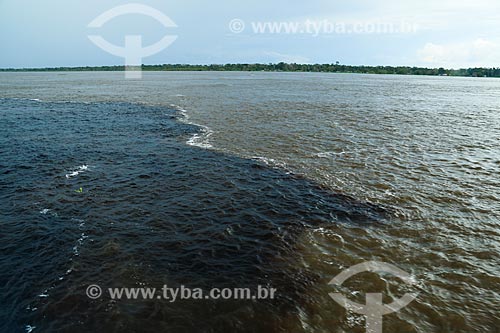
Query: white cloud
417,38,500,68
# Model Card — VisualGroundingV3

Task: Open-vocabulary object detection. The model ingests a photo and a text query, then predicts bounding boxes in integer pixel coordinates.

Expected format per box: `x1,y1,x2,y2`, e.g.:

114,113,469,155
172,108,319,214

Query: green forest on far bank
1,63,499,77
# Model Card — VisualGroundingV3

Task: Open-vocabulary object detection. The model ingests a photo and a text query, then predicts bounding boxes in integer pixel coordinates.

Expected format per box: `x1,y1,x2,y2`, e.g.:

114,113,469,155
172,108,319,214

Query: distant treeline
1,63,500,77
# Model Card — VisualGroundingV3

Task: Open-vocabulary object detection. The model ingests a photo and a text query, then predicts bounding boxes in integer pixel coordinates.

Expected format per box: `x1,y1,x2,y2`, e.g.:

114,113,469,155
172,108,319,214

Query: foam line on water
170,104,214,149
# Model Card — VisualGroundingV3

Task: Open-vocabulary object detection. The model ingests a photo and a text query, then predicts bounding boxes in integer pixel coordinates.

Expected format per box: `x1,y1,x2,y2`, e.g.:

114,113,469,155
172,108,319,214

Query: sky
0,0,499,69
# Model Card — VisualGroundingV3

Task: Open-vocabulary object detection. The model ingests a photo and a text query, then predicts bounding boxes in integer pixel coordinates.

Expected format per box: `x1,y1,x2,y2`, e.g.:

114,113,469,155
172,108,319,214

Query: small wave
72,233,88,256
27,219,87,317
72,218,85,228
39,208,58,217
29,99,41,102
65,165,88,179
25,325,36,333
186,125,214,148
25,305,37,312
311,227,346,245
315,151,347,158
169,104,189,120
250,156,290,171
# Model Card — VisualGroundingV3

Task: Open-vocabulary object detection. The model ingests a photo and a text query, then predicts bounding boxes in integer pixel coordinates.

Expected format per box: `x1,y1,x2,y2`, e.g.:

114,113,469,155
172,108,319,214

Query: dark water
0,99,388,332
0,72,499,333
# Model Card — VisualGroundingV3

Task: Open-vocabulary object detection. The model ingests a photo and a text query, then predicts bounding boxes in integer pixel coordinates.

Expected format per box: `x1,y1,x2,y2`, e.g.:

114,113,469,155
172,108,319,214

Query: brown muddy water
0,72,499,332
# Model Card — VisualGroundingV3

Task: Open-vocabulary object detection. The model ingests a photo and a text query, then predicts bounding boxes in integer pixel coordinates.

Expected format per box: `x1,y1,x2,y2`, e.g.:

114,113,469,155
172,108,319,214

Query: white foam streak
251,156,290,171
186,125,214,148
315,151,347,158
170,104,214,149
65,165,88,179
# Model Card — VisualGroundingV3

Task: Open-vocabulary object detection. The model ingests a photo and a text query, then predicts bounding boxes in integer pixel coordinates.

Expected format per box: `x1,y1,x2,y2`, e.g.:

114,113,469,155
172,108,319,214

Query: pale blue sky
1,0,499,68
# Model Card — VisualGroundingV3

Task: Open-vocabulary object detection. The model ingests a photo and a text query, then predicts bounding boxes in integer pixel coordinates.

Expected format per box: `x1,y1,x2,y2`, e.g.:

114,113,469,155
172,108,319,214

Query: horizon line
1,63,500,71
